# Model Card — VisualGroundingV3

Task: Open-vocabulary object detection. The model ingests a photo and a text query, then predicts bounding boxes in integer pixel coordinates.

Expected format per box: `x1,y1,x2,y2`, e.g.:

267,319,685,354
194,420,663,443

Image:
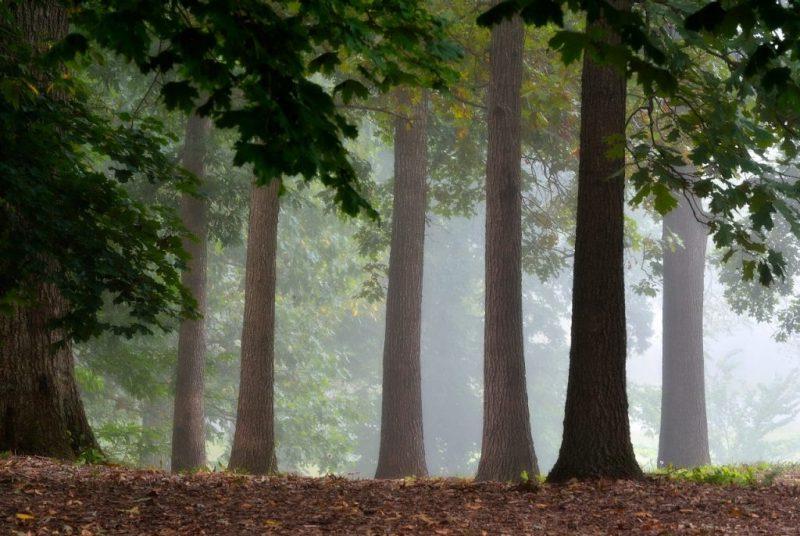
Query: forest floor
2,456,800,535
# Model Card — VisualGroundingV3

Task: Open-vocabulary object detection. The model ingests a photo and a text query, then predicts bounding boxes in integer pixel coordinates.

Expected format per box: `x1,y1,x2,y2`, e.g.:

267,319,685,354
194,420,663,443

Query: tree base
0,286,99,460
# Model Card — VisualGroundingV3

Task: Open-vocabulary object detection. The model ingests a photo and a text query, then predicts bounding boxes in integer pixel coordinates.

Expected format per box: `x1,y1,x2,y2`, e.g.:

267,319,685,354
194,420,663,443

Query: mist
72,123,800,477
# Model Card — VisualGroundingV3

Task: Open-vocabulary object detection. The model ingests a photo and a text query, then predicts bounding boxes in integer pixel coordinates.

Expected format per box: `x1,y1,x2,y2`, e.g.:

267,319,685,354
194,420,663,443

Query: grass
652,463,800,486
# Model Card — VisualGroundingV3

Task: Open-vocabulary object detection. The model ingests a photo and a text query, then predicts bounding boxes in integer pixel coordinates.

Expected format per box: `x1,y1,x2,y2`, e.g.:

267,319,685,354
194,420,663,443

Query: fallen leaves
1,456,800,534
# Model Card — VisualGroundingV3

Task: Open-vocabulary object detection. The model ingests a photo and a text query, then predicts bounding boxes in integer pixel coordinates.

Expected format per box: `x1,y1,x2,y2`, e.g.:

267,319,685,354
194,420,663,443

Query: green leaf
652,183,678,215
308,52,340,75
161,81,198,112
333,79,369,104
476,0,521,28
549,31,586,65
685,2,726,32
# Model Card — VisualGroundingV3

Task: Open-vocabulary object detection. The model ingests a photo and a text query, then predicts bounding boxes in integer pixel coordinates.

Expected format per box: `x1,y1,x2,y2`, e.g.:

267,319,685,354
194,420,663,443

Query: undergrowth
652,463,798,486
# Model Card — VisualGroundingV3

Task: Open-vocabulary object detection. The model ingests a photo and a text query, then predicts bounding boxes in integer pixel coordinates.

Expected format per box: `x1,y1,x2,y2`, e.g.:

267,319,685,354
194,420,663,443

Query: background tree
476,13,538,483
229,180,281,475
171,114,213,472
658,187,711,468
375,90,429,478
0,0,457,462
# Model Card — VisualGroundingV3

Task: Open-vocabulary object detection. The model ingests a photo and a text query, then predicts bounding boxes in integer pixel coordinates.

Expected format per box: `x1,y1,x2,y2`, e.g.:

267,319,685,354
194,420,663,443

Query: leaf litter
1,456,800,534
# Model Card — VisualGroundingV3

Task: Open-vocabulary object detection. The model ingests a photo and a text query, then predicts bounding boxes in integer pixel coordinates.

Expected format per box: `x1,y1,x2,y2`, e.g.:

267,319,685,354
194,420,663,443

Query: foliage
76,447,107,466
654,464,759,486
77,181,381,473
64,0,461,217
477,0,800,285
628,350,800,467
707,352,800,464
0,7,196,340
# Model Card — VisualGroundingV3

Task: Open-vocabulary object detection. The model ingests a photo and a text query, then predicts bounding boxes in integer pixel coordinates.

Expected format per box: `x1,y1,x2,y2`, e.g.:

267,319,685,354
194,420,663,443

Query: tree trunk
375,90,429,479
475,15,538,483
140,396,171,469
0,0,99,460
548,0,642,482
658,192,710,468
171,114,212,472
229,180,281,474
0,287,99,458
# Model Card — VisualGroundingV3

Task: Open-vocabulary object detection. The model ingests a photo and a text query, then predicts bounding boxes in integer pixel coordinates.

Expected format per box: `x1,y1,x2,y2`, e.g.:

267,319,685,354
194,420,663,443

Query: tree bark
548,0,642,482
0,284,98,458
658,192,710,468
475,15,538,483
229,179,281,474
0,0,99,460
171,114,212,472
375,90,429,479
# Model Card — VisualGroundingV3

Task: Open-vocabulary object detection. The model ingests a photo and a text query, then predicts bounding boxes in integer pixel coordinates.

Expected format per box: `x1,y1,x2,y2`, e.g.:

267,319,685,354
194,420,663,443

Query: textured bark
0,286,99,458
171,114,212,472
375,90,429,479
11,0,67,48
548,0,642,482
658,192,710,468
475,15,538,483
0,0,98,460
229,180,280,474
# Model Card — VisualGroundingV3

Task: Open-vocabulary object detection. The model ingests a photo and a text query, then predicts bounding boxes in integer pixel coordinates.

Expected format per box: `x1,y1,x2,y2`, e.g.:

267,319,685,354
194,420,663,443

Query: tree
478,0,800,283
0,0,458,463
547,0,643,482
0,0,99,460
375,90,429,478
658,188,711,468
0,12,194,343
171,114,212,472
475,14,538,483
229,179,281,474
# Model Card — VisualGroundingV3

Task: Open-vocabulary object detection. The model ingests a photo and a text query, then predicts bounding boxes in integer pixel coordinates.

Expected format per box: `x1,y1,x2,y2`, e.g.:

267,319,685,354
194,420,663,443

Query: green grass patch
651,463,799,486
653,464,760,486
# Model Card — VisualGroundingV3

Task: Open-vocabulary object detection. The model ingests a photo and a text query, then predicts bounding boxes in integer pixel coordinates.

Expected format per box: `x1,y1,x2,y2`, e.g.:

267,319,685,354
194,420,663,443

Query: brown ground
1,456,799,534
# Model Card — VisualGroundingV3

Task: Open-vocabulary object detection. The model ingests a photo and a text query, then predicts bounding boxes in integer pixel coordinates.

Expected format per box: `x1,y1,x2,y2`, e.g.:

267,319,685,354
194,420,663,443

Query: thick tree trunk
548,0,642,482
0,0,99,460
658,192,710,468
375,90,429,479
0,288,99,458
171,114,212,472
475,15,538,483
229,180,280,474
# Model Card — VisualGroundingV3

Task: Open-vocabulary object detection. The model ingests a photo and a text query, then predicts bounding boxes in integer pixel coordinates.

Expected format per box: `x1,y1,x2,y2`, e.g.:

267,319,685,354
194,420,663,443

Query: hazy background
75,111,800,478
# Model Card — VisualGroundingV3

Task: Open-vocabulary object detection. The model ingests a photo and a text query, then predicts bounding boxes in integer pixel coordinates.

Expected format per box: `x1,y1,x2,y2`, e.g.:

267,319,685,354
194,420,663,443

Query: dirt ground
2,456,799,534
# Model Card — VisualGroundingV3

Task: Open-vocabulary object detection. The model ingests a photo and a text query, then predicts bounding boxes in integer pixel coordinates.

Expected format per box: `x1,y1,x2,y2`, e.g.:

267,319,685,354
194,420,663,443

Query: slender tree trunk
171,114,212,472
658,192,710,468
140,396,171,469
548,0,642,482
375,90,429,479
229,180,280,474
475,15,538,483
0,0,99,460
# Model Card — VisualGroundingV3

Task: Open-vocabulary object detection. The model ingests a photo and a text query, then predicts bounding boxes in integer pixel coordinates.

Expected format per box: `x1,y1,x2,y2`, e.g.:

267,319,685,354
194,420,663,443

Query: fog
73,122,800,477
